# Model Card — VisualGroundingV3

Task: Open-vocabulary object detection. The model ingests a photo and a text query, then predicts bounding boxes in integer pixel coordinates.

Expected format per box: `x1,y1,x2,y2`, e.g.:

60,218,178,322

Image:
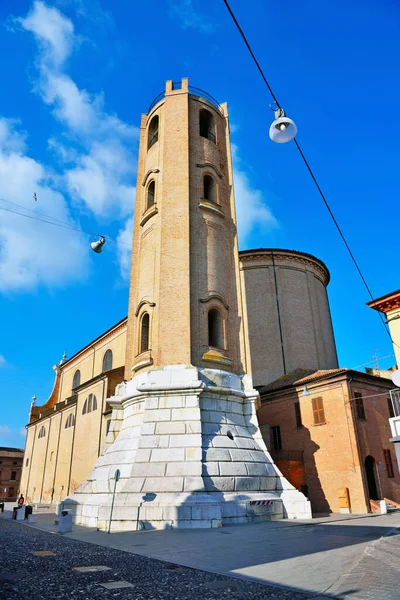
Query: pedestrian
18,494,24,506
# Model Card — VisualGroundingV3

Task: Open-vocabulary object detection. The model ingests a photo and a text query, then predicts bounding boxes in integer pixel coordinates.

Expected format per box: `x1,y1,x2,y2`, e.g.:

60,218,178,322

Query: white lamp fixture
90,236,106,254
269,108,297,144
302,385,310,397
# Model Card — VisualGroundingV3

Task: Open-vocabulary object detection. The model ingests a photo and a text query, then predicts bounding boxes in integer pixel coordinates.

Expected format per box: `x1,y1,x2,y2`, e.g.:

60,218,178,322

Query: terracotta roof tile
259,368,349,394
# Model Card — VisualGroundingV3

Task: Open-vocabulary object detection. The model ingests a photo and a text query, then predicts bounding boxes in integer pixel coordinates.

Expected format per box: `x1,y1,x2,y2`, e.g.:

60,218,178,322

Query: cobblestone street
0,518,309,600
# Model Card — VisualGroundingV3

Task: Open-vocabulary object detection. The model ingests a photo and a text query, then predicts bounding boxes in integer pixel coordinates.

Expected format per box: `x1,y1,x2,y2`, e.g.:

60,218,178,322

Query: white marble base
64,365,311,530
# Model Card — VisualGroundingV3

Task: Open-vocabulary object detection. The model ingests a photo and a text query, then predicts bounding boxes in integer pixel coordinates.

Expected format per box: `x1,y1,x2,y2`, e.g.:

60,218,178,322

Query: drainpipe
51,411,63,504
39,417,52,502
271,251,287,374
345,378,370,511
25,424,37,500
67,400,78,496
97,378,106,457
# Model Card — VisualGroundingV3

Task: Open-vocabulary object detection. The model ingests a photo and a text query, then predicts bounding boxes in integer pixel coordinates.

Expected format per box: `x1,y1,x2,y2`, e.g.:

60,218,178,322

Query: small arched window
38,426,46,439
72,370,81,390
148,115,159,149
208,308,224,348
203,175,217,203
65,414,75,429
199,109,216,142
102,349,113,373
83,394,97,415
146,181,155,210
140,313,150,353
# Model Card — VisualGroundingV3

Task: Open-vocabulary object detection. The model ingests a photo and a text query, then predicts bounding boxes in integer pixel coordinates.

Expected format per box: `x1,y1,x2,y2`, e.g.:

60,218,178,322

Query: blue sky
1,0,399,448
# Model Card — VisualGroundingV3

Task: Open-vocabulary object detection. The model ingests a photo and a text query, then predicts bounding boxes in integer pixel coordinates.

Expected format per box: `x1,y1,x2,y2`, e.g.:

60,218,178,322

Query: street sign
114,469,121,482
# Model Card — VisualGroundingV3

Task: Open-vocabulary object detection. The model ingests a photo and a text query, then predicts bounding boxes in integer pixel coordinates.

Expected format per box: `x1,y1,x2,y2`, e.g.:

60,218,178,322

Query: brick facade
258,369,400,513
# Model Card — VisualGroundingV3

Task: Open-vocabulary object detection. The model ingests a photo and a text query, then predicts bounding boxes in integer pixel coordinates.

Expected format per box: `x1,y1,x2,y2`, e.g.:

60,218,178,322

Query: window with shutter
271,425,282,450
312,397,325,425
354,392,366,420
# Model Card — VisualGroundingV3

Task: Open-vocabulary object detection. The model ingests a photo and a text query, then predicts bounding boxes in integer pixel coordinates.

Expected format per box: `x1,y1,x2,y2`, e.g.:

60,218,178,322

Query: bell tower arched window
140,313,150,353
72,369,81,390
146,181,155,210
199,109,216,142
148,115,159,149
203,175,217,203
208,309,224,348
102,349,113,372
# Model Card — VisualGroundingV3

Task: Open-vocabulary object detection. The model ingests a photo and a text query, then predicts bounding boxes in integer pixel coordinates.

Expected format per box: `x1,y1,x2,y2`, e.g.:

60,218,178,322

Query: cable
0,202,133,248
351,354,396,370
0,197,83,229
221,0,398,349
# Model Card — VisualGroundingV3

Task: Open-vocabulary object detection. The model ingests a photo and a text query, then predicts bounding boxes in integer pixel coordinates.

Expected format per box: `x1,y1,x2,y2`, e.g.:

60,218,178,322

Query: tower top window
140,313,150,354
203,174,217,203
199,109,216,143
208,308,224,349
148,115,159,149
147,181,155,210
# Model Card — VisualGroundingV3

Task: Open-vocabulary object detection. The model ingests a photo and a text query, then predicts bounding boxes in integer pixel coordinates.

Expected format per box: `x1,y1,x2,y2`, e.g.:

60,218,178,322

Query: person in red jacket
18,494,24,506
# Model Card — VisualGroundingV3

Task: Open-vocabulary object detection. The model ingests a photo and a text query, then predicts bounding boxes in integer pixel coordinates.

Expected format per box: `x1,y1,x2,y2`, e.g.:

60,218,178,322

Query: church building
20,79,397,527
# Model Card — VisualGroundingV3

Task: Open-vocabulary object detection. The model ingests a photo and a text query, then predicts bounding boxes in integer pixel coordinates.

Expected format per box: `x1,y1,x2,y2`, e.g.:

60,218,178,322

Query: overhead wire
351,354,396,371
221,0,398,349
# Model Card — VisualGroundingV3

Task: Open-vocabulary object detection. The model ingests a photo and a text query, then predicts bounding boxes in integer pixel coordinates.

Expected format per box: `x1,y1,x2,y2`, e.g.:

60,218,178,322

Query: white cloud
231,144,278,245
116,217,133,281
0,118,88,292
0,355,6,368
20,1,138,221
169,0,216,33
20,1,75,67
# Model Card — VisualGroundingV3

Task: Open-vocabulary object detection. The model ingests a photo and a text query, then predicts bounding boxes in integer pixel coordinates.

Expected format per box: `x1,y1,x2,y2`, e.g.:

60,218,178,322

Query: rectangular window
388,397,395,419
383,449,394,478
271,425,282,451
354,392,366,420
312,397,325,425
25,458,29,467
294,401,303,428
8,487,14,497
10,471,16,481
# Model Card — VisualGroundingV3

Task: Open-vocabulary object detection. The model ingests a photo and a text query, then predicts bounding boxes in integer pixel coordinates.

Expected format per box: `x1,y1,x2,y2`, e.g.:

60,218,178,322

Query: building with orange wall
257,369,400,514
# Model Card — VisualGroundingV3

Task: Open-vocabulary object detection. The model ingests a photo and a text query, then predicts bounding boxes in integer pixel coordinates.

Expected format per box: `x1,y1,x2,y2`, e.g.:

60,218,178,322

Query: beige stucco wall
387,307,400,368
239,249,338,387
20,320,127,504
59,321,127,401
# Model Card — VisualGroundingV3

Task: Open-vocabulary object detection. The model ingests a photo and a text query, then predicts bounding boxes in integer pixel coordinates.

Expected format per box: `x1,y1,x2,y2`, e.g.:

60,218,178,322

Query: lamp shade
90,236,106,253
269,116,297,144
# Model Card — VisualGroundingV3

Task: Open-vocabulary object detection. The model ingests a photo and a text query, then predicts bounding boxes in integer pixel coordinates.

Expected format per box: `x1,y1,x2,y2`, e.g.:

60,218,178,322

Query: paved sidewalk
2,507,400,598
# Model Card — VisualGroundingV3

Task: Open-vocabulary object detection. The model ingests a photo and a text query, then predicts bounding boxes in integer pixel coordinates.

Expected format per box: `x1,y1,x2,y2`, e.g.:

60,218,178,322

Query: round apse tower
239,248,338,387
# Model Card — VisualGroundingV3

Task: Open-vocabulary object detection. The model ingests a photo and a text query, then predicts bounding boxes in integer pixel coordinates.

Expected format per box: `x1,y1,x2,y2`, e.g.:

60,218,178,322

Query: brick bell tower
65,79,310,530
125,77,245,377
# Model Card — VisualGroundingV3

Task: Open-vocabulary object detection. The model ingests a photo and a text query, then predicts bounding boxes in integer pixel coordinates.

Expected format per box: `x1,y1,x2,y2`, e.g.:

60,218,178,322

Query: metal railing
390,389,400,417
148,83,221,113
